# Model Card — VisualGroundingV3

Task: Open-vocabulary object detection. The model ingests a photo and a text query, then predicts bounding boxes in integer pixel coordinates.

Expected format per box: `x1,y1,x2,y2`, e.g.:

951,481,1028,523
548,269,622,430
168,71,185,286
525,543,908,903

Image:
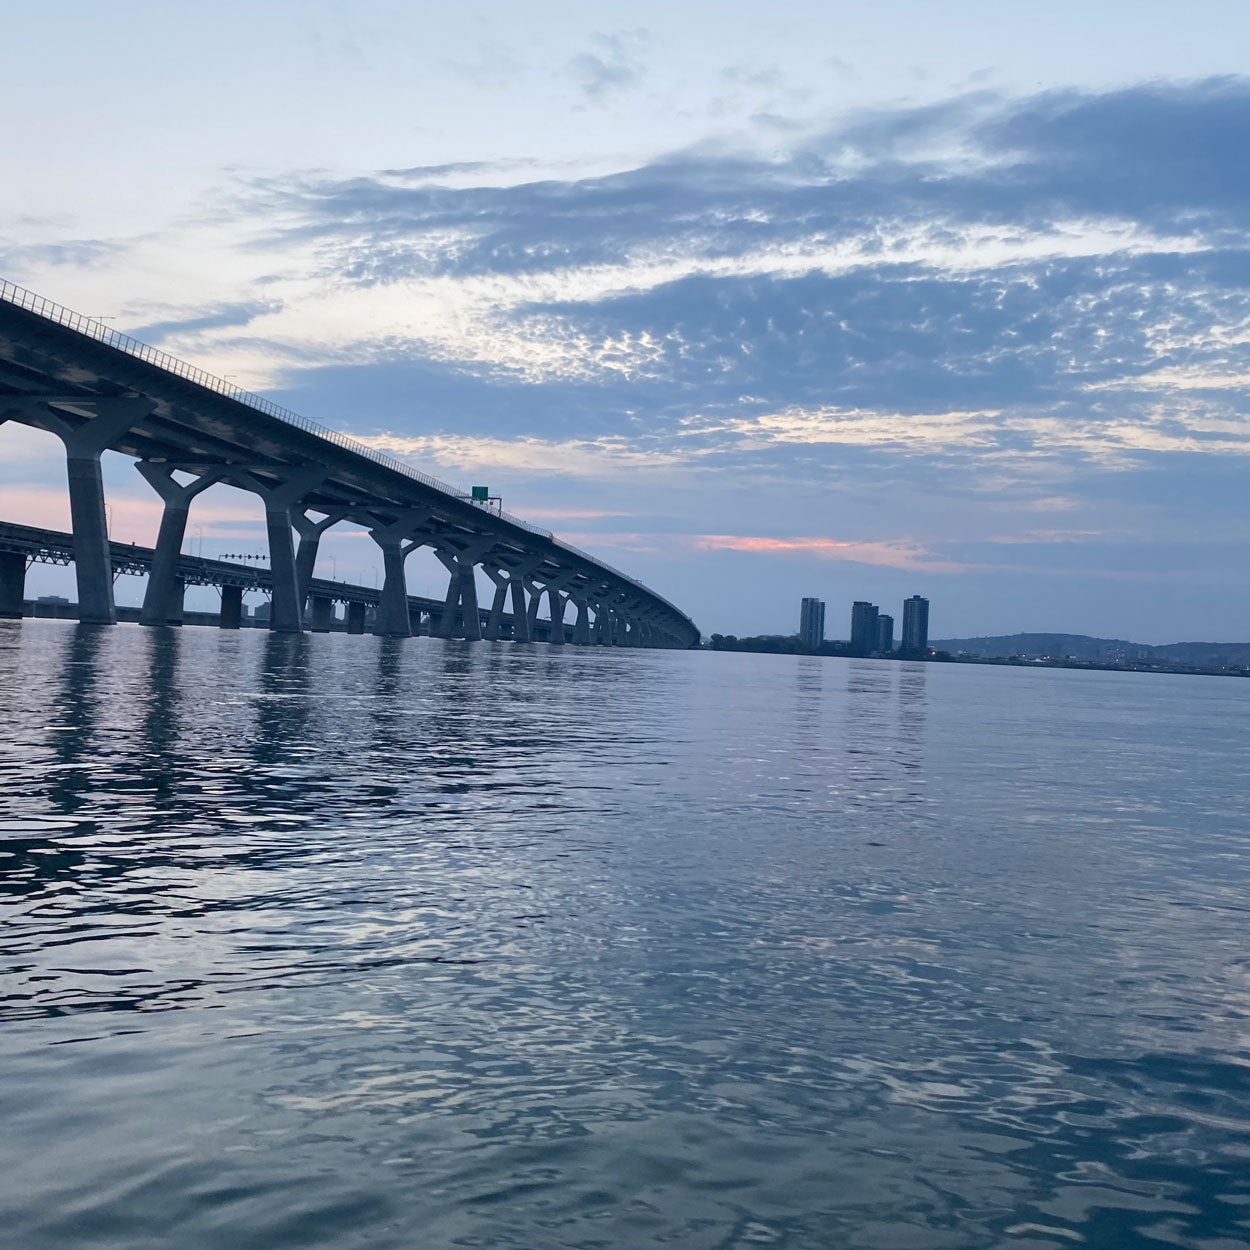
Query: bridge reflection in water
0,280,699,648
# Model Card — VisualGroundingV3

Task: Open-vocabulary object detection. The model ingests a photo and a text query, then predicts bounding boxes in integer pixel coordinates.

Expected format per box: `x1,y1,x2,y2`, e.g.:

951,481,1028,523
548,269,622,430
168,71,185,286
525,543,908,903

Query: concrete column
488,555,543,642
433,539,493,641
3,397,153,625
168,578,185,626
408,604,424,635
526,579,543,634
220,584,243,629
433,565,459,638
293,508,347,605
375,541,412,637
264,506,303,633
482,566,509,640
0,551,26,618
65,452,116,624
434,558,483,640
572,598,591,645
368,510,434,639
548,588,567,646
135,462,225,627
311,595,334,632
143,502,189,624
459,562,483,641
238,467,329,634
346,600,367,634
485,579,508,639
510,576,531,642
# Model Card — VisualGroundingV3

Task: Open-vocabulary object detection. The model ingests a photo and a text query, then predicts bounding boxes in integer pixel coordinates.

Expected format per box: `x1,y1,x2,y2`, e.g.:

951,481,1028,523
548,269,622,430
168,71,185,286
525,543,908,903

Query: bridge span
0,521,569,637
0,281,699,648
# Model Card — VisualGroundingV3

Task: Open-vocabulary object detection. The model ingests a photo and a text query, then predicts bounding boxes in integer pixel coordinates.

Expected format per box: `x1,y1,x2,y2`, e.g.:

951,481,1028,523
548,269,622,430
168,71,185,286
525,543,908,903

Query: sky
4,1,1250,642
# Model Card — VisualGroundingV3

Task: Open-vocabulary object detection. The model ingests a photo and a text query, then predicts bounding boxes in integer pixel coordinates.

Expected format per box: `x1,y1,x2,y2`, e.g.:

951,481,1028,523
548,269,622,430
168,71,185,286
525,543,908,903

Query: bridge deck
0,280,698,646
0,521,542,631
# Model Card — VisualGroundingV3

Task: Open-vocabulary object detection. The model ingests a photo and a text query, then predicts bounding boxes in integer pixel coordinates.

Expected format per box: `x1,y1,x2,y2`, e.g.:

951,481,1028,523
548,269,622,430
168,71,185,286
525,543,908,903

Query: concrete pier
65,452,115,624
370,511,434,639
242,467,328,635
483,568,509,640
346,600,367,634
0,550,25,618
459,562,482,641
220,584,243,630
375,541,412,637
136,463,224,627
167,578,185,626
311,594,334,632
293,509,346,604
548,587,567,646
433,539,492,641
572,597,591,645
264,507,303,633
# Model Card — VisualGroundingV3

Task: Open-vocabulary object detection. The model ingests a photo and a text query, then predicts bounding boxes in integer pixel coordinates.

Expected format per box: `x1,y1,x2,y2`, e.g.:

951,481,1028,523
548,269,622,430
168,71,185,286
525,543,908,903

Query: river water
1,619,1248,1249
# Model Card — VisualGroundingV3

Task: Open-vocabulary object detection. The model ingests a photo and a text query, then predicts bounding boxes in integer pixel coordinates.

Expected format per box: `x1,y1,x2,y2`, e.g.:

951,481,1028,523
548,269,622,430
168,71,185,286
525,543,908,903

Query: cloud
60,77,1239,451
704,405,1004,453
0,238,127,271
690,533,972,572
125,299,283,344
561,530,972,572
10,76,1250,631
353,431,689,477
515,507,635,520
566,32,649,101
983,529,1118,545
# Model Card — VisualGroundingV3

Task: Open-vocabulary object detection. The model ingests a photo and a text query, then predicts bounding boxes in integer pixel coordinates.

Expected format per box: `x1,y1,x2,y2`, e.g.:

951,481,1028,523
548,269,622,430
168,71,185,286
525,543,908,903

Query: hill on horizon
931,633,1250,666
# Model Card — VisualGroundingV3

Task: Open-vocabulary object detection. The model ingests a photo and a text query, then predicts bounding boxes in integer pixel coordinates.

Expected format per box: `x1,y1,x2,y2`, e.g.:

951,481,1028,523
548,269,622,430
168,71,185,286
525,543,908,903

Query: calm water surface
2,620,1249,1249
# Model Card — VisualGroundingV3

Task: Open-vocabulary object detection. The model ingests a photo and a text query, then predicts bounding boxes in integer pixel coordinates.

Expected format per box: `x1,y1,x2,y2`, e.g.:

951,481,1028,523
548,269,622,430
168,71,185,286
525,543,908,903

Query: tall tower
876,613,894,654
850,601,879,653
901,595,929,653
799,597,825,649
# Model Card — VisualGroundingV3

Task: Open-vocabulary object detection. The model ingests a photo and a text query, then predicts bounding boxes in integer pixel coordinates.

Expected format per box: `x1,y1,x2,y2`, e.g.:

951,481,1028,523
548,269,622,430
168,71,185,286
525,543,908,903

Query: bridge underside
0,285,700,649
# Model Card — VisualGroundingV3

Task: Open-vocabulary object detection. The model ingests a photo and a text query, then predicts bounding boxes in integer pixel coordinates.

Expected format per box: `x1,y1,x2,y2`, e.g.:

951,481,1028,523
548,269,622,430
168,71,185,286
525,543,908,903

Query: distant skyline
5,3,1250,641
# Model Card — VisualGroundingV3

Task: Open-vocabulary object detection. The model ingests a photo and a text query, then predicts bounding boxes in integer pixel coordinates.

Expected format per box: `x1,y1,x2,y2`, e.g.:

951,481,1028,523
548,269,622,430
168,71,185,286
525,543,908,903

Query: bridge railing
0,279,554,540
552,538,691,623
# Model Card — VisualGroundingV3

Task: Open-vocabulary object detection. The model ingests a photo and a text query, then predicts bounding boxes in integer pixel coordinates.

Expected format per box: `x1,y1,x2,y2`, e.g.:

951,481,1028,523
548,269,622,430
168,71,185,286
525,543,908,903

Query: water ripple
1,621,1249,1248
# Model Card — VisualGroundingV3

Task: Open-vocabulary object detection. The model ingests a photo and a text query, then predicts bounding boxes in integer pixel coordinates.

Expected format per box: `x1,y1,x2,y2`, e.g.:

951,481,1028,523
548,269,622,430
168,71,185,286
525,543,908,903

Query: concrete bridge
0,521,571,637
0,281,700,648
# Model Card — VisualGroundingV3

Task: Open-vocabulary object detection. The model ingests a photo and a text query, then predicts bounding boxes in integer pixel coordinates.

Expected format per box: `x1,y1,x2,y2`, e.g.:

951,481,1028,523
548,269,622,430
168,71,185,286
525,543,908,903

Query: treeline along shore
704,633,1250,679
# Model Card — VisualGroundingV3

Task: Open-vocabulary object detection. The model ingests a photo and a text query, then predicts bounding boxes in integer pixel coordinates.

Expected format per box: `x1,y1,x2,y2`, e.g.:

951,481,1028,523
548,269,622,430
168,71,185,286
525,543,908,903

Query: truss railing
0,279,553,538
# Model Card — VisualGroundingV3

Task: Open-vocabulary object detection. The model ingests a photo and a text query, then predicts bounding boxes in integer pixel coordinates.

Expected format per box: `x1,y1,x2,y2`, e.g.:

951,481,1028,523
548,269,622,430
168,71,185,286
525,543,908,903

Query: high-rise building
799,597,825,649
876,613,894,654
901,595,929,653
850,600,879,653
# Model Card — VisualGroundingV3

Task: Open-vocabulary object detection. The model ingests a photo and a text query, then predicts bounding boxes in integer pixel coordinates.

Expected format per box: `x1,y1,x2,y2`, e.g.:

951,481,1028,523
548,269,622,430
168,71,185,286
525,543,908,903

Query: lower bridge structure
0,521,565,638
0,281,700,649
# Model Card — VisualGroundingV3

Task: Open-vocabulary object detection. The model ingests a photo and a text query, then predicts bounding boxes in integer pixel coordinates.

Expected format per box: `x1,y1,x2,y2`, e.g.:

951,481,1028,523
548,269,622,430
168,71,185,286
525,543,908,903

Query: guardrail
0,279,553,540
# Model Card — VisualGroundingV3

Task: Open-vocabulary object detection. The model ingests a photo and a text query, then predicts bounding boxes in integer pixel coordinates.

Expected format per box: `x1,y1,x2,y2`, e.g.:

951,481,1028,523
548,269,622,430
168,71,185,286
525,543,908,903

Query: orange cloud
0,483,271,546
691,534,971,572
561,530,971,572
